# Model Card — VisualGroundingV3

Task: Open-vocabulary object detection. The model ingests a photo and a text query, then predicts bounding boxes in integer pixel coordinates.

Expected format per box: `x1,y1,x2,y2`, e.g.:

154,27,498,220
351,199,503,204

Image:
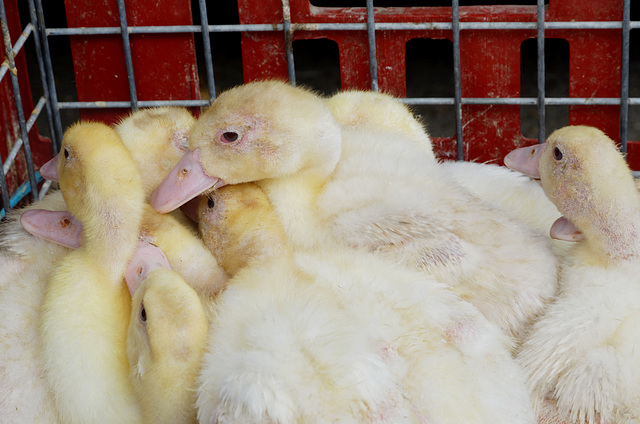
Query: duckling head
197,183,289,276
115,107,195,197
151,80,342,213
506,126,640,261
48,122,145,224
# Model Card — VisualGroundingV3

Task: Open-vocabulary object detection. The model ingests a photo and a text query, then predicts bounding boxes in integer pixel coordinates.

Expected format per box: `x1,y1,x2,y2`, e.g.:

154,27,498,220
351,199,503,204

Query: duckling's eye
221,131,238,143
553,147,563,161
139,302,147,324
207,197,215,209
63,147,70,159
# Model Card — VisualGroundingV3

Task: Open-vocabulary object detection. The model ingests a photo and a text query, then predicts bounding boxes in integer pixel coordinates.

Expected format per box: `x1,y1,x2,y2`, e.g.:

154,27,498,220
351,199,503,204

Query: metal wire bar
57,99,211,109
0,172,43,219
56,96,640,110
281,0,296,85
3,97,48,175
619,0,630,154
197,0,216,102
0,22,32,81
366,0,379,92
452,0,463,161
117,0,138,111
27,0,59,155
536,0,545,144
45,20,640,37
0,0,39,205
34,0,63,150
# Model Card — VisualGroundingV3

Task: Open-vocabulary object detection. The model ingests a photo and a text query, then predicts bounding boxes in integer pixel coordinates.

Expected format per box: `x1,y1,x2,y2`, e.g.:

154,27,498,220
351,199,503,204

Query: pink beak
125,241,171,295
150,149,225,214
550,216,584,242
503,143,547,179
20,209,82,248
40,154,60,181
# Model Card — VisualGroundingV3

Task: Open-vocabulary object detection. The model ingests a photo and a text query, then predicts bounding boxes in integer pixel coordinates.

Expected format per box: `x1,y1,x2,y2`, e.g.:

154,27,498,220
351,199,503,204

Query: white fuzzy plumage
195,183,536,424
0,191,69,423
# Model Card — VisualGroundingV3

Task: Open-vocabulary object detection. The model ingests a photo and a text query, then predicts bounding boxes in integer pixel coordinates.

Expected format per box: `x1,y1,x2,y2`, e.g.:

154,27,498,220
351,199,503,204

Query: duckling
327,89,569,261
39,122,143,424
125,241,208,424
507,126,640,424
327,89,567,261
0,191,69,423
152,80,557,341
195,183,536,424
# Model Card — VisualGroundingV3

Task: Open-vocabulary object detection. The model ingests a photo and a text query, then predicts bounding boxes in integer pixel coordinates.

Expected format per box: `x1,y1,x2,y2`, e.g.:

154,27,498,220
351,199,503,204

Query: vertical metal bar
198,0,216,103
34,0,63,152
536,0,546,144
0,147,10,214
366,0,379,92
27,0,59,155
452,0,463,161
0,0,39,204
619,0,630,155
281,0,296,86
117,0,138,111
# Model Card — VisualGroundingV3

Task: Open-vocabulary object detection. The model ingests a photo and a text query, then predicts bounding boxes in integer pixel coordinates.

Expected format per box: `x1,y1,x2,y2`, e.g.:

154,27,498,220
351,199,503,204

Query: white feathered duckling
151,80,557,341
0,191,69,423
38,122,143,424
507,126,640,424
327,89,568,261
195,182,536,424
125,242,208,424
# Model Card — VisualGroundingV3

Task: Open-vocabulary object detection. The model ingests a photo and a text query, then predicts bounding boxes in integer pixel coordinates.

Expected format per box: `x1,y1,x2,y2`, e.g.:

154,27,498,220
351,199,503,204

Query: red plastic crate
237,0,631,166
1,0,635,213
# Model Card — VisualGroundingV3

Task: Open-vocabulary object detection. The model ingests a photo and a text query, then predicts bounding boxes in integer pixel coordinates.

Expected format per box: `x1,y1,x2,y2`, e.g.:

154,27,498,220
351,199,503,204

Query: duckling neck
81,202,143,281
259,172,328,248
579,196,640,262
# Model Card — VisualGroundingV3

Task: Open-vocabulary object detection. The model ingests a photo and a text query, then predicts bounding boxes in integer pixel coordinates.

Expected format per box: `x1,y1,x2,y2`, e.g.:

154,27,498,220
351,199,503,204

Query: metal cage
0,0,637,218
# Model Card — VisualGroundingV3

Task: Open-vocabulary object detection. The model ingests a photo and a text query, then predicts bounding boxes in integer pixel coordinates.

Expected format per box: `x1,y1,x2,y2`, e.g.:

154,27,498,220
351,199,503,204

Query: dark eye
553,147,563,160
207,196,215,209
221,131,238,143
140,302,147,323
63,147,70,159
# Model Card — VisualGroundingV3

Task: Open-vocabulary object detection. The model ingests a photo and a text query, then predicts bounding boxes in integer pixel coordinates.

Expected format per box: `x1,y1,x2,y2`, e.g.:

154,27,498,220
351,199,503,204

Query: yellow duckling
507,126,640,424
125,242,208,424
196,183,536,424
39,122,144,424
